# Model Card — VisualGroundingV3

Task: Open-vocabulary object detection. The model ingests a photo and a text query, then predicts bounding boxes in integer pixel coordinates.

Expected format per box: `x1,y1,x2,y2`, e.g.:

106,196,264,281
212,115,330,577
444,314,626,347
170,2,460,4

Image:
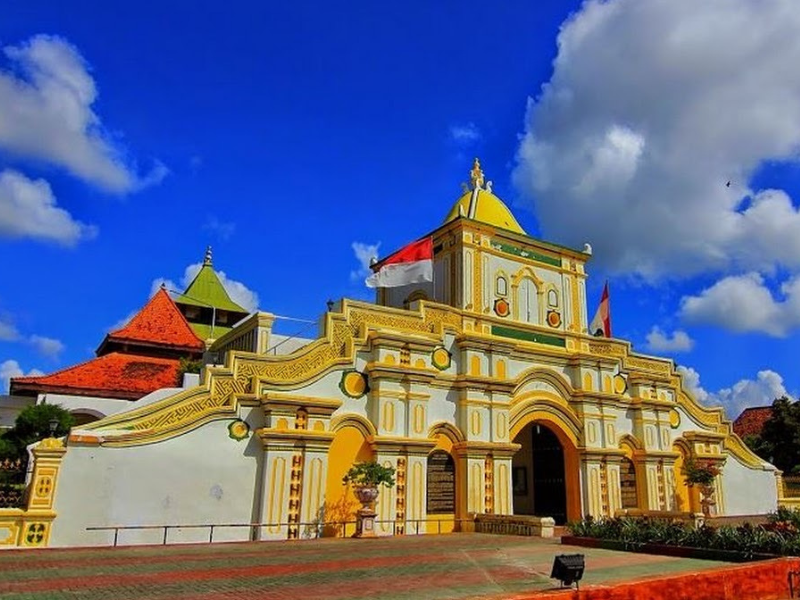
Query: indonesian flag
365,237,434,288
589,282,612,337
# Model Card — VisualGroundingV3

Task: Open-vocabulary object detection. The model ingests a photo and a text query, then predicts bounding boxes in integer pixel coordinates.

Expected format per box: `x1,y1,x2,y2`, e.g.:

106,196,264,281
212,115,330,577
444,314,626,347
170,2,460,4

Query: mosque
0,160,779,547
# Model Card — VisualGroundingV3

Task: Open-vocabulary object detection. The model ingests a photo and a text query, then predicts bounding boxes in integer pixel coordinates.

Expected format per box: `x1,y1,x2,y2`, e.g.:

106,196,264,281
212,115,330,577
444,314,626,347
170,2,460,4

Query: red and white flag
365,237,433,288
589,282,612,337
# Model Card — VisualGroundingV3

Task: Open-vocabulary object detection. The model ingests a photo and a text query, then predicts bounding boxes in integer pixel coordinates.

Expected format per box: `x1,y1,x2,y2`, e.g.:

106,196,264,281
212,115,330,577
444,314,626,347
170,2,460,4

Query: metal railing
87,517,471,547
0,457,27,509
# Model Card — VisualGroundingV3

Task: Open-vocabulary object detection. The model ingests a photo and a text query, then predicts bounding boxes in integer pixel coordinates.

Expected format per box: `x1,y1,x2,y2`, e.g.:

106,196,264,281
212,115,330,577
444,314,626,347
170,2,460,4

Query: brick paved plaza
0,533,737,600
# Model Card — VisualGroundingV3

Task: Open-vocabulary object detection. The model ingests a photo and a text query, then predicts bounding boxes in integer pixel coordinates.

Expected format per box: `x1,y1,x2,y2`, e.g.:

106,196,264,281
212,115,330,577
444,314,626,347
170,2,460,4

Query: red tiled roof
99,288,204,355
10,352,182,400
733,406,773,438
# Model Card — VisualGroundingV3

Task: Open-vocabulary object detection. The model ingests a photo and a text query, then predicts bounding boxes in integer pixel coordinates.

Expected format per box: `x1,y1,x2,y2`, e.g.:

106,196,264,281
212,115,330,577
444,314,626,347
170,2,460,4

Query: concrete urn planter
354,486,379,509
699,484,717,517
353,486,379,538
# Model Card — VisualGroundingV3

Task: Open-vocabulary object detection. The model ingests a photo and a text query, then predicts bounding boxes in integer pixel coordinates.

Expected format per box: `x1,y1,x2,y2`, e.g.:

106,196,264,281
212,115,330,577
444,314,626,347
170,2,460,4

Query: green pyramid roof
173,247,249,314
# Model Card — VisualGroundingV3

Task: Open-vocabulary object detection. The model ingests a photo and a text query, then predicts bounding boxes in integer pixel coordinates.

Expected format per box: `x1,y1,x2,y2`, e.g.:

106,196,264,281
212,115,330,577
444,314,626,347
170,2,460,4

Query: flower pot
354,486,379,509
352,486,379,538
699,483,716,517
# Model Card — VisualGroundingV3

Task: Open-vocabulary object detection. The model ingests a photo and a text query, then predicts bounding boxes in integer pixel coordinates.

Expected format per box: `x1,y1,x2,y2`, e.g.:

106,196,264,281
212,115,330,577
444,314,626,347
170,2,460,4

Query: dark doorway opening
531,424,567,524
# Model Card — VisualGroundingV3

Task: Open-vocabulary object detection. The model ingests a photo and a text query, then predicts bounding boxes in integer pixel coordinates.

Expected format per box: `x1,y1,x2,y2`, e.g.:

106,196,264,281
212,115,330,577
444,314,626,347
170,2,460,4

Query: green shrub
567,514,800,558
0,404,74,461
342,461,396,488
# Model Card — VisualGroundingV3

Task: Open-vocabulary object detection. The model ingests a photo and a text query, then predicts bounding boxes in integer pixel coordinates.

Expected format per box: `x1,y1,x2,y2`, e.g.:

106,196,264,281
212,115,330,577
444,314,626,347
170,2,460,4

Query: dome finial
469,158,485,190
204,245,213,266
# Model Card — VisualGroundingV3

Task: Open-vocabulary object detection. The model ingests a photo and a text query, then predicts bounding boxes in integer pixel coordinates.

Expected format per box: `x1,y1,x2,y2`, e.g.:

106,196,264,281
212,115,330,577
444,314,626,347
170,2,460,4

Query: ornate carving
587,342,626,357
395,457,407,535
484,455,494,514
25,523,47,546
287,450,304,540
625,356,672,376
79,302,457,446
35,477,52,498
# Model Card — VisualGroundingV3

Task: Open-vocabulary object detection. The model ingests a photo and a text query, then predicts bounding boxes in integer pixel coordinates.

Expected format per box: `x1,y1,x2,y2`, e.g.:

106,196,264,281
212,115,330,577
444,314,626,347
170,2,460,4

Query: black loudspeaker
550,553,585,588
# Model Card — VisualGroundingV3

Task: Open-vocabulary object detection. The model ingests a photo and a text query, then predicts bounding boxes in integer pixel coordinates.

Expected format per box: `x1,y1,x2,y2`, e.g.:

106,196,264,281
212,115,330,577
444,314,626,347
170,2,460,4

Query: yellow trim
428,422,466,444
331,414,377,438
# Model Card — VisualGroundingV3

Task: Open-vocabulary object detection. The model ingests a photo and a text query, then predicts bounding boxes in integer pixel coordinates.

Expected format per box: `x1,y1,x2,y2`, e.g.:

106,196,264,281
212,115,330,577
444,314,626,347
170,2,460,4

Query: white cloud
108,310,137,332
216,270,259,313
678,365,792,419
0,359,43,393
645,326,694,353
153,262,259,313
203,216,236,241
0,34,166,193
0,317,19,341
676,365,709,404
449,123,481,144
679,272,800,336
28,335,64,359
0,169,97,245
513,0,800,279
350,241,380,283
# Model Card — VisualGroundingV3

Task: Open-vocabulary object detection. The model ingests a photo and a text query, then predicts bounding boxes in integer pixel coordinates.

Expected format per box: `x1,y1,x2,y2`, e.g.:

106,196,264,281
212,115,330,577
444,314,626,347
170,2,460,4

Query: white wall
721,455,778,515
51,418,262,547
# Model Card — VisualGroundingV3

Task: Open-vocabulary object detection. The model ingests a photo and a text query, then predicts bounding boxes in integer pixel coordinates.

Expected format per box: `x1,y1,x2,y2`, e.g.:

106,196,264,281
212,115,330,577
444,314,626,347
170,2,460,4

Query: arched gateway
510,399,582,524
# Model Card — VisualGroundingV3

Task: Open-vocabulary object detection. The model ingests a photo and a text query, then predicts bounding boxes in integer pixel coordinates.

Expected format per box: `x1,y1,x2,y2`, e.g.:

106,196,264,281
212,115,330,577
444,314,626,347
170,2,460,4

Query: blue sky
2,0,800,419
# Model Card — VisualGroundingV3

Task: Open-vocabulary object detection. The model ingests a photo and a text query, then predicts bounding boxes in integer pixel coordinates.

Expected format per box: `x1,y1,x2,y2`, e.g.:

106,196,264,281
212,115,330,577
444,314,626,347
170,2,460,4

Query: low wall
472,514,555,537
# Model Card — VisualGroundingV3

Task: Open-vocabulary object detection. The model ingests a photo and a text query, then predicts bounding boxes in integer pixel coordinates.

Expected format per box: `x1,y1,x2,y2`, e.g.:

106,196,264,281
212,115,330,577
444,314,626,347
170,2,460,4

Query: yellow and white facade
11,159,778,547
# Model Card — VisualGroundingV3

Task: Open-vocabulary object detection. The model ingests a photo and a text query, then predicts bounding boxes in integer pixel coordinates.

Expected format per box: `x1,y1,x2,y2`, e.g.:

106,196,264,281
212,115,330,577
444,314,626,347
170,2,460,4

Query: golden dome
443,159,526,235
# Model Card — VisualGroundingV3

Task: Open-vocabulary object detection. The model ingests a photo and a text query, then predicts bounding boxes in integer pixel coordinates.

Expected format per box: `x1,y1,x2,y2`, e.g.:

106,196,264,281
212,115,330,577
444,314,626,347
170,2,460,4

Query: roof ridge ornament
469,157,485,190
204,245,213,267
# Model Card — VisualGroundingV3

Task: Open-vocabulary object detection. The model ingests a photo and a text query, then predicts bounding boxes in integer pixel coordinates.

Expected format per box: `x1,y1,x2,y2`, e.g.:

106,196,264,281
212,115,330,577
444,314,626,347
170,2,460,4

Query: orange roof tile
733,406,773,438
99,288,204,354
10,353,182,400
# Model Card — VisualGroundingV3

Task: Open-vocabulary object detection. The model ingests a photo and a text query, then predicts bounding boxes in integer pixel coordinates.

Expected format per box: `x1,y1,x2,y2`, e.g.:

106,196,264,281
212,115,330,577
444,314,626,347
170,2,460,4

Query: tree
0,404,74,460
748,396,800,474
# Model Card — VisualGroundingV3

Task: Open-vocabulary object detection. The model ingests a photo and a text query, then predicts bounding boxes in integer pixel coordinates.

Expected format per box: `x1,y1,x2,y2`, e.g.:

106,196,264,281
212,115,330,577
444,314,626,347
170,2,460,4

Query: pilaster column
370,437,436,535
21,438,67,547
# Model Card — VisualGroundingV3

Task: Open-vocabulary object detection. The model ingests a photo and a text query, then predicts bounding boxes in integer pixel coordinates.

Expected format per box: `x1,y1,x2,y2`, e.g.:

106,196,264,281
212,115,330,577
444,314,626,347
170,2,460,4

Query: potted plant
682,458,722,516
342,461,396,538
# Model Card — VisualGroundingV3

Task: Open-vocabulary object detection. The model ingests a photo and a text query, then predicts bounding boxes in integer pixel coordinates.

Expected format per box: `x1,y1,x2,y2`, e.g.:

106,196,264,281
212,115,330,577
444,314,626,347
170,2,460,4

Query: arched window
496,276,508,297
547,289,559,308
620,457,638,509
403,289,428,309
517,279,539,324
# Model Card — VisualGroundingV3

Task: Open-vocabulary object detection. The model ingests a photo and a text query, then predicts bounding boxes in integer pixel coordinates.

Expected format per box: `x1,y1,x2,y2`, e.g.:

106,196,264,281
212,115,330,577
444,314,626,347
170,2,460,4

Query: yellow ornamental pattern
73,296,769,483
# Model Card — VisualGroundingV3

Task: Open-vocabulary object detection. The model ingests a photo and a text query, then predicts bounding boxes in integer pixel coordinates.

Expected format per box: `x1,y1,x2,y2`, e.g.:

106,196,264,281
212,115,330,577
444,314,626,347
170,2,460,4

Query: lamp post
48,418,59,437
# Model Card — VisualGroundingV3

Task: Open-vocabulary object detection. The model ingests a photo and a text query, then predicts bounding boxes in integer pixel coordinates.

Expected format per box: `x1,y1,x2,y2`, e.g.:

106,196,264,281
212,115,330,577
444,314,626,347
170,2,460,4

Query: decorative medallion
613,374,627,395
340,369,369,398
431,346,452,371
228,419,250,441
669,409,681,429
25,523,46,546
493,298,510,318
546,310,562,328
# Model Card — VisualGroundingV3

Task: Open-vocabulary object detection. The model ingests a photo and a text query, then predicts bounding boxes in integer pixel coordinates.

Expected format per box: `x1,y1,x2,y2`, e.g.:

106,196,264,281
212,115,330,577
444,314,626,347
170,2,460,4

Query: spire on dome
469,158,485,190
204,246,213,266
443,158,527,235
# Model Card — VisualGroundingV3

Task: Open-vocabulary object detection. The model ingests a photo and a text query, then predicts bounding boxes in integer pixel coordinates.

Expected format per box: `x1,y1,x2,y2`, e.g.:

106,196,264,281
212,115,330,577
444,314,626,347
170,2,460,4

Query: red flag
589,282,612,337
365,237,434,288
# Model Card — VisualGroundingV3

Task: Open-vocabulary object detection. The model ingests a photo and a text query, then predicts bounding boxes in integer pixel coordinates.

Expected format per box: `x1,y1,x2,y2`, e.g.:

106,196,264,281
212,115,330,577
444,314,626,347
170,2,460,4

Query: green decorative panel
490,241,561,267
491,325,566,348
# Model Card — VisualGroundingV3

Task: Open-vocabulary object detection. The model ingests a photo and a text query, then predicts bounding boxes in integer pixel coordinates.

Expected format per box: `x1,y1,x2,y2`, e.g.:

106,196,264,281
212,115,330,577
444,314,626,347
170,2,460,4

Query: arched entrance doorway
511,422,568,524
